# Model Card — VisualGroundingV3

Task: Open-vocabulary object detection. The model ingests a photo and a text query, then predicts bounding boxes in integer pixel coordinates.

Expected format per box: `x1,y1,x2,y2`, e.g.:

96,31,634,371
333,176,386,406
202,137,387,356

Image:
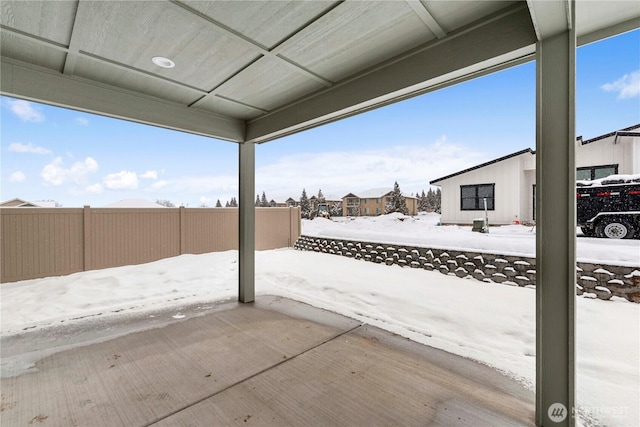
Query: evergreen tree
426,188,436,211
385,181,409,215
329,201,343,217
255,194,260,207
229,197,238,207
317,189,326,203
215,199,222,208
260,191,269,207
435,188,442,214
225,201,230,207
418,190,427,212
299,188,311,219
156,199,175,207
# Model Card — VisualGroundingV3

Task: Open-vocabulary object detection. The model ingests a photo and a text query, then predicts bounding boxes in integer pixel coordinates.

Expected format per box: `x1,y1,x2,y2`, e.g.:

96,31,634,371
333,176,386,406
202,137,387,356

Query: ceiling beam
62,0,83,75
246,4,537,143
405,0,446,39
1,58,245,142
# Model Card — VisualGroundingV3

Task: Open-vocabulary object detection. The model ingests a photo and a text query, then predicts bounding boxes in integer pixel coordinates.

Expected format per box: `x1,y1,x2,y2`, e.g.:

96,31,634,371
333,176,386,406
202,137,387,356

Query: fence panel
1,206,301,283
1,208,84,282
181,208,238,254
87,208,181,271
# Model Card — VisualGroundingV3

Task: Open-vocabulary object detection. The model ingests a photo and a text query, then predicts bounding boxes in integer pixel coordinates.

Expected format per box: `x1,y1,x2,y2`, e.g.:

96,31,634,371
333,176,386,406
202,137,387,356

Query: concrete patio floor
1,296,534,426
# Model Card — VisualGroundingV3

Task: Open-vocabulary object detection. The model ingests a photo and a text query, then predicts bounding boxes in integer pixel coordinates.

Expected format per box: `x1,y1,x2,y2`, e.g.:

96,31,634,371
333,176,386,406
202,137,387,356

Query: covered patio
1,1,639,426
1,297,534,426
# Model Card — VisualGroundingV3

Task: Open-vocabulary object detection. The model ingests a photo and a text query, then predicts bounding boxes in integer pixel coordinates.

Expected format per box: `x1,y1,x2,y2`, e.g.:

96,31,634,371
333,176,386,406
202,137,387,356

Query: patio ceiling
1,1,638,144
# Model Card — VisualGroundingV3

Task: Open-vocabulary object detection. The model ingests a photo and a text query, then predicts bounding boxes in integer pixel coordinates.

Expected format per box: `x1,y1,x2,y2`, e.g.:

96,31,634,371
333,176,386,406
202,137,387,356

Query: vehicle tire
595,219,635,239
580,226,596,237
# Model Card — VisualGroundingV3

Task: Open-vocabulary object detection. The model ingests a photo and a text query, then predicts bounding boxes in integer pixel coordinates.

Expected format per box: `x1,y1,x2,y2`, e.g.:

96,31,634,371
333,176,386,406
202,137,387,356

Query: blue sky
2,30,639,207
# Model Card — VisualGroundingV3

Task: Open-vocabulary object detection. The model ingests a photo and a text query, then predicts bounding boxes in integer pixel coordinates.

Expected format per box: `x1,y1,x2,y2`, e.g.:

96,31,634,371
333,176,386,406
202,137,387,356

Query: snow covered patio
1,296,534,426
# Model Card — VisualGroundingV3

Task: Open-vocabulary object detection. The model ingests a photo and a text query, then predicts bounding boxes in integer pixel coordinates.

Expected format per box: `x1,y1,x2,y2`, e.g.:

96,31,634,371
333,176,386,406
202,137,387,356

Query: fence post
179,206,186,255
83,205,91,272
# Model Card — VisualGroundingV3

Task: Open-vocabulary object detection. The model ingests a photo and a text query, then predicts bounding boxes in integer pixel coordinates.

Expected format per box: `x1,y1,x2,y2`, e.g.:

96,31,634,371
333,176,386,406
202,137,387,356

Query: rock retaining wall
294,235,640,303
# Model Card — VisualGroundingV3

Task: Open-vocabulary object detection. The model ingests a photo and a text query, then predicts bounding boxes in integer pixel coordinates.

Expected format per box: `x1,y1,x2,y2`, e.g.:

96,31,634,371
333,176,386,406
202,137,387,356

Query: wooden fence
0,206,300,283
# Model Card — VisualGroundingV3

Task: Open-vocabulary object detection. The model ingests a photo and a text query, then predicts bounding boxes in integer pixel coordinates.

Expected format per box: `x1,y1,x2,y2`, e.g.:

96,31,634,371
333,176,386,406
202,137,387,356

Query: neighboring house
0,198,57,207
341,188,418,217
309,194,342,213
430,124,640,225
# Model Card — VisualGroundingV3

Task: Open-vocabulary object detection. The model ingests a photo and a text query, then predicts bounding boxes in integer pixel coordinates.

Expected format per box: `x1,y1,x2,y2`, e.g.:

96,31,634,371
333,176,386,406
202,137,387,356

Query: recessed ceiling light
152,56,175,68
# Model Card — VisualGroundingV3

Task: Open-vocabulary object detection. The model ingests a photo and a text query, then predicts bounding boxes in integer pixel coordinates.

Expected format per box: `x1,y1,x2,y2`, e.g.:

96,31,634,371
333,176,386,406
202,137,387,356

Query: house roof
580,123,640,145
105,199,164,208
431,123,640,185
0,198,56,207
1,2,636,145
430,148,534,185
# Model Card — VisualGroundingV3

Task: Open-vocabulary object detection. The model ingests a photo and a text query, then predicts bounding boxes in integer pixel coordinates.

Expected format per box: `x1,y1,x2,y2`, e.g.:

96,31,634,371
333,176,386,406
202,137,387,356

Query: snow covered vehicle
576,175,640,239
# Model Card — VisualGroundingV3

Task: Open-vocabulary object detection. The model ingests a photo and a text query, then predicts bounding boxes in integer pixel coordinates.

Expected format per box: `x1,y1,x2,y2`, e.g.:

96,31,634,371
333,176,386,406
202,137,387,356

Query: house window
576,164,618,180
376,198,381,203
460,184,495,210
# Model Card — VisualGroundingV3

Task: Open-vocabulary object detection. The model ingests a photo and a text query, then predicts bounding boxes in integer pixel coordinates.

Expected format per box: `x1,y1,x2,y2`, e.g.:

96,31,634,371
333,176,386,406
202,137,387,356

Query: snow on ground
1,214,639,425
303,212,640,266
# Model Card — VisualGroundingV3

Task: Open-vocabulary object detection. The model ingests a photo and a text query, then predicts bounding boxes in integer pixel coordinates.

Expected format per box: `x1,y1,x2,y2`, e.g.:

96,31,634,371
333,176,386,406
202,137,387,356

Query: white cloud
41,157,99,186
255,137,487,200
8,142,51,155
145,175,237,194
9,171,26,183
103,171,139,190
85,183,103,194
141,170,158,180
7,99,45,122
199,196,212,206
601,70,640,99
75,117,89,126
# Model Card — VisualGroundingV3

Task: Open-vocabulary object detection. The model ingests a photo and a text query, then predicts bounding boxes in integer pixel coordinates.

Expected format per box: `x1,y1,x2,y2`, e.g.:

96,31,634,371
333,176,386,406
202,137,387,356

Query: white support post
239,141,255,303
535,3,576,425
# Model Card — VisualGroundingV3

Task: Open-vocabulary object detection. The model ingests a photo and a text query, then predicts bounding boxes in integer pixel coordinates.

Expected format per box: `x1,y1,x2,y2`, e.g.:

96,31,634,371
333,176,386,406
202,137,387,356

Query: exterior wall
436,135,639,225
405,197,418,215
1,206,301,283
342,196,360,216
576,135,640,174
360,197,385,216
439,154,531,225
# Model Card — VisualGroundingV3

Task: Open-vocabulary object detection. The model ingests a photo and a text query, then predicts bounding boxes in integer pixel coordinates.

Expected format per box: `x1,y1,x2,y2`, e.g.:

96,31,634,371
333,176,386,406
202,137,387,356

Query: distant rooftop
105,199,164,208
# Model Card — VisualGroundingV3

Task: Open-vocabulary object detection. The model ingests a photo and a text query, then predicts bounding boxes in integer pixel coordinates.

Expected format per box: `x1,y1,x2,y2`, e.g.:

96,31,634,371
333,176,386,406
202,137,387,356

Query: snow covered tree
215,199,222,208
418,190,427,212
229,197,238,207
225,201,230,207
156,199,175,207
434,188,442,214
385,181,409,215
426,188,436,211
255,195,260,207
299,188,311,219
329,201,343,217
317,189,326,203
260,191,269,207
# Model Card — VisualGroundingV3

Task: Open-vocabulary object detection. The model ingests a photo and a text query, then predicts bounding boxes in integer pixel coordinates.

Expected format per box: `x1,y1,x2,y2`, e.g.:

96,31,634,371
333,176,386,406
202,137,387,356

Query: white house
430,124,640,225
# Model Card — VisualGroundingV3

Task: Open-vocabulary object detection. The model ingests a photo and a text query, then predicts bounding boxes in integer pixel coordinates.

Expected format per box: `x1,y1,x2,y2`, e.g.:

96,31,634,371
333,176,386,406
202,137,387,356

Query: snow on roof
105,199,164,208
0,198,57,207
576,174,640,187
